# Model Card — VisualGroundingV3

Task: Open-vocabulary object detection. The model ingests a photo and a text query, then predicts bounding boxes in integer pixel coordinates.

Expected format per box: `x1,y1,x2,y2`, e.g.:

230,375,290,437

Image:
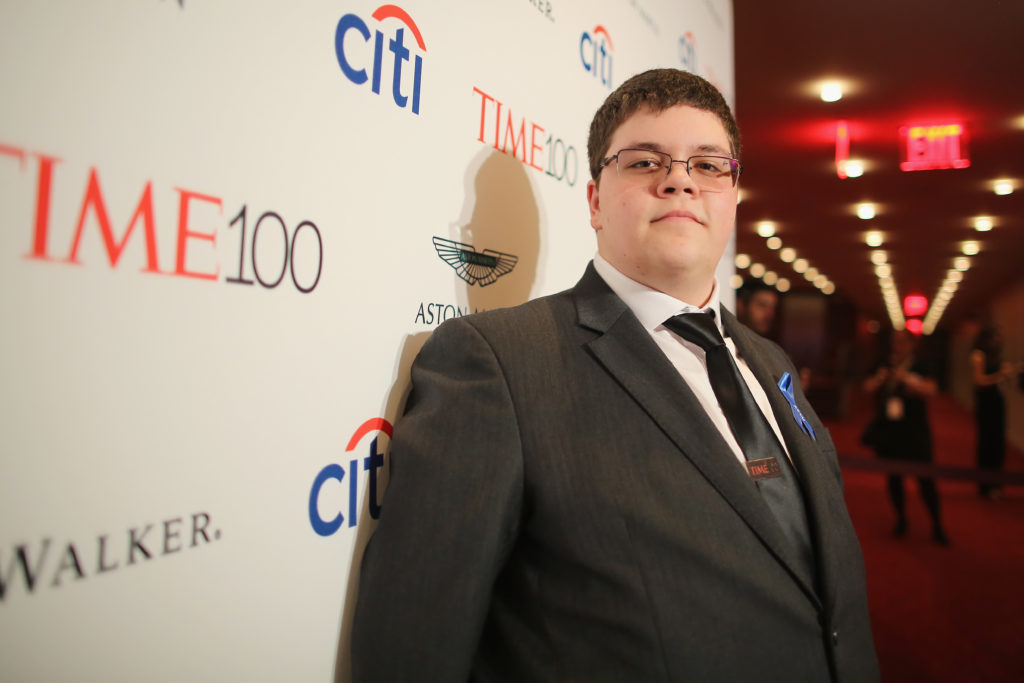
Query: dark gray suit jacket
352,264,879,682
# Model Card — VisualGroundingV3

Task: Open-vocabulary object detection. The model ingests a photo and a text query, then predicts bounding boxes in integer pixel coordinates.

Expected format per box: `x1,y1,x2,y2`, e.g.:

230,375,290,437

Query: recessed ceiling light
735,253,751,268
730,273,744,288
844,160,864,178
792,258,809,273
870,250,888,265
994,180,1014,196
875,264,892,278
756,221,776,237
962,241,980,256
804,267,819,281
974,216,994,231
865,231,884,247
820,82,843,102
954,256,970,271
779,247,797,262
814,275,829,288
857,203,876,220
822,282,836,295
763,271,778,285
947,269,964,283
750,263,766,277
776,277,791,292
766,236,782,250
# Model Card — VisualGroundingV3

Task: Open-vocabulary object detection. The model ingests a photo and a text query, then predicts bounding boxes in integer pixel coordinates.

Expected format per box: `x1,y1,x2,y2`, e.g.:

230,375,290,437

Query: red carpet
826,393,1024,682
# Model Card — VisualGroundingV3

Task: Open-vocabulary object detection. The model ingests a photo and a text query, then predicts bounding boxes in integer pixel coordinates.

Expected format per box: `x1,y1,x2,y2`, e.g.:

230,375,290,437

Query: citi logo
579,25,613,88
678,31,697,73
335,4,425,114
308,418,390,536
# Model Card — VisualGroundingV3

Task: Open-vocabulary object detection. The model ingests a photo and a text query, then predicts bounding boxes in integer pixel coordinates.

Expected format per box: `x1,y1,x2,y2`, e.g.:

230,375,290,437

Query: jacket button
832,631,839,645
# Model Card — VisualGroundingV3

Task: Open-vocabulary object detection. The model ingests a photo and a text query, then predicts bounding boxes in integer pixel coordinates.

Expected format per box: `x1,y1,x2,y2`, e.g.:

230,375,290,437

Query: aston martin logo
432,236,518,287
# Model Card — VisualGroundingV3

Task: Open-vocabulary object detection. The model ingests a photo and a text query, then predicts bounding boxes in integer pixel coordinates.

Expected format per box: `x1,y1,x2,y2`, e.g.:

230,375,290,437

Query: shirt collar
592,253,724,335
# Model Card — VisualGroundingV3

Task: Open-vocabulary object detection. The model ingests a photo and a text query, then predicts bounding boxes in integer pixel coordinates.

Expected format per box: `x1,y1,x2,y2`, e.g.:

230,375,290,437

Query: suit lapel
723,310,843,611
572,266,819,602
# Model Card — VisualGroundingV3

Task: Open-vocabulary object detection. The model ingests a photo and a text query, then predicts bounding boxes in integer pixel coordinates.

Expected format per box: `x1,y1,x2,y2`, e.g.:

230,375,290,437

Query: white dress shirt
593,254,792,468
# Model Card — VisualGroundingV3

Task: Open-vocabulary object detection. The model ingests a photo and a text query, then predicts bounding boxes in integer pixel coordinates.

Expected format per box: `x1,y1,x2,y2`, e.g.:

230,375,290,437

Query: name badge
747,457,783,480
886,396,905,420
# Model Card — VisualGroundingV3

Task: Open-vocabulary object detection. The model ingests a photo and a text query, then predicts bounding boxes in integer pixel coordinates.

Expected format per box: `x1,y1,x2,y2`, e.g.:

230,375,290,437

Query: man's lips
654,210,703,223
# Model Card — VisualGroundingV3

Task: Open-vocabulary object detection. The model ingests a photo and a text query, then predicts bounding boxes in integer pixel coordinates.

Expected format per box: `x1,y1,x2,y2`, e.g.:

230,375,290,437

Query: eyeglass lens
613,149,738,190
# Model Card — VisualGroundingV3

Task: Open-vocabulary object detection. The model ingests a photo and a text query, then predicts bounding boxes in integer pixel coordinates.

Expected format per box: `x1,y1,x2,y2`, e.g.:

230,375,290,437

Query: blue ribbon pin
778,372,815,440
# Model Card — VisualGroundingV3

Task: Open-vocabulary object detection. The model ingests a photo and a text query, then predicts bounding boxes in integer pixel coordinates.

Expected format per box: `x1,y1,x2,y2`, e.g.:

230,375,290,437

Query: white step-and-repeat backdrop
0,1,734,680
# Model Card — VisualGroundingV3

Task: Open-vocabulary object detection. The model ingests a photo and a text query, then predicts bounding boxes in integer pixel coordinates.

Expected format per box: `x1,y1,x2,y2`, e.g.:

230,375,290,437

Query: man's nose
659,160,697,194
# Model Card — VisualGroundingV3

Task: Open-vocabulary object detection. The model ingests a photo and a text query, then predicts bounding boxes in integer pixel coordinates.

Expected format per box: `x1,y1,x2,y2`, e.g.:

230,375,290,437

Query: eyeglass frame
598,148,743,190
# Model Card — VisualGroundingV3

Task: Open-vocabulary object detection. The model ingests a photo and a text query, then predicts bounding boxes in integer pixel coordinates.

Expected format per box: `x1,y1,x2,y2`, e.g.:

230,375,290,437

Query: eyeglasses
599,148,742,191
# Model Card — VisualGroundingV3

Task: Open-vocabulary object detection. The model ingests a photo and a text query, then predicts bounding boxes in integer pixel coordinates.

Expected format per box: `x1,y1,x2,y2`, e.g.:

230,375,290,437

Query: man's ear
587,179,602,231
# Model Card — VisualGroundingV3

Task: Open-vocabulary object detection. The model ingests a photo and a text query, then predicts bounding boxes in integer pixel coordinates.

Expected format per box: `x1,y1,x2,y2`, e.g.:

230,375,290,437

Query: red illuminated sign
905,319,923,335
899,124,969,171
835,120,850,178
903,294,928,317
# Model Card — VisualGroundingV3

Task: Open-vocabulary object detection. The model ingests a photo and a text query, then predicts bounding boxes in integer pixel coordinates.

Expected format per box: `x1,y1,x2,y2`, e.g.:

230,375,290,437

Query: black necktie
663,311,816,583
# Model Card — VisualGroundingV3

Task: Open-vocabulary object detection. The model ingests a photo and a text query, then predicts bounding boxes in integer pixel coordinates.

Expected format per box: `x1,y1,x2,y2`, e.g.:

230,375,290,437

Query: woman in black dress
863,330,949,544
971,325,1016,500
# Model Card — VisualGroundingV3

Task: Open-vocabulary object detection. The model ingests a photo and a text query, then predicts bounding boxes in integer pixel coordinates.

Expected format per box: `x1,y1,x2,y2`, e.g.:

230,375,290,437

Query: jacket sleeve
351,316,525,682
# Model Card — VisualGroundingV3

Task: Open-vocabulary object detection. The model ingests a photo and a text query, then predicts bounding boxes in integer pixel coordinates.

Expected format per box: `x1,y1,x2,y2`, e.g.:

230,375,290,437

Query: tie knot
664,311,724,351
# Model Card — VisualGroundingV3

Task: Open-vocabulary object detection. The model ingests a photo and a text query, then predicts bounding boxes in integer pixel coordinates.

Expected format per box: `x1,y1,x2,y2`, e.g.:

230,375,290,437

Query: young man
352,69,879,682
737,277,781,337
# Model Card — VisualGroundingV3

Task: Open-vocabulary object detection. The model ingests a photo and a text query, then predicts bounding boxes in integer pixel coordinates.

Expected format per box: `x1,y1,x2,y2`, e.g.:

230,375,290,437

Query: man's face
587,104,738,301
744,290,779,335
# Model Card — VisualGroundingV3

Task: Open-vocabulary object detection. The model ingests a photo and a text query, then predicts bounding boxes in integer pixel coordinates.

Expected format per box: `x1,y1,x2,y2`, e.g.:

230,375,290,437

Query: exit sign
899,124,970,171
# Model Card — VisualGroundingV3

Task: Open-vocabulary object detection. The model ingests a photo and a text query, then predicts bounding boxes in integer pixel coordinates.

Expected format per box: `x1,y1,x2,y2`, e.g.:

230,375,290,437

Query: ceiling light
776,278,790,292
805,267,820,280
735,253,751,268
792,258,809,273
865,230,883,247
962,241,980,256
766,236,782,250
779,247,797,262
870,250,888,265
856,203,876,220
994,180,1014,196
947,269,963,283
814,275,829,288
974,216,993,231
954,257,970,271
750,262,766,277
822,282,836,295
756,221,776,237
730,273,744,289
820,82,843,102
763,270,778,285
875,264,892,278
843,160,864,178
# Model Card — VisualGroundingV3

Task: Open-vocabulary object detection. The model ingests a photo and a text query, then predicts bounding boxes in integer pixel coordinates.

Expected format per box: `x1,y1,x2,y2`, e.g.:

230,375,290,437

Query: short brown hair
587,69,741,181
